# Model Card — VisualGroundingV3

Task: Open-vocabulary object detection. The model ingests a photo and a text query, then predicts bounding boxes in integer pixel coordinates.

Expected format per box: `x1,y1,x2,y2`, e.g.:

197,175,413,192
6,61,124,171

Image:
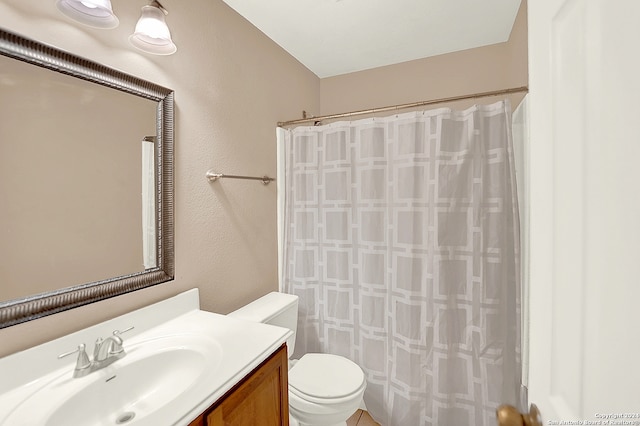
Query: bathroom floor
347,410,380,426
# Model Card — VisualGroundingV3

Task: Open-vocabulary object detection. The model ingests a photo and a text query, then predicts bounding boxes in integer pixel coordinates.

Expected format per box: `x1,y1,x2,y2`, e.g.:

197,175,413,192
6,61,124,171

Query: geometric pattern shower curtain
279,101,521,426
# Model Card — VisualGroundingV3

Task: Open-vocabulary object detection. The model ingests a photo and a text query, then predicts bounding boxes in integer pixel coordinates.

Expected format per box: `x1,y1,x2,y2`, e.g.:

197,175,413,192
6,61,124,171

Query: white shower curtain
278,101,521,426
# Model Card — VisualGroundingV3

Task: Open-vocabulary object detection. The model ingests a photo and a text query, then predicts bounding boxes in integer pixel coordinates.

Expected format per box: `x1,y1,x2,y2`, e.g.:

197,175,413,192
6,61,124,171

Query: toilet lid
288,353,365,400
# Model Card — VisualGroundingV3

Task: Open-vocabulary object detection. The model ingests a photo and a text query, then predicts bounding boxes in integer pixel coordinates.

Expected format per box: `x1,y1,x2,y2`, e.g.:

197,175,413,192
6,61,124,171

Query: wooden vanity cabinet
188,344,289,426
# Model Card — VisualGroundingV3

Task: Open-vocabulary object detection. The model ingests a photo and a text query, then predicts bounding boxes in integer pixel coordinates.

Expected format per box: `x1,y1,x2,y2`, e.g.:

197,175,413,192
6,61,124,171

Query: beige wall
0,0,319,357
318,0,528,117
0,0,527,358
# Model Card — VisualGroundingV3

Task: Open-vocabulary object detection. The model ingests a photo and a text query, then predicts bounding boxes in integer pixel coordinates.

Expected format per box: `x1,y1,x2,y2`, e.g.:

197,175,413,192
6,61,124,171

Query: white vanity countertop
0,289,292,426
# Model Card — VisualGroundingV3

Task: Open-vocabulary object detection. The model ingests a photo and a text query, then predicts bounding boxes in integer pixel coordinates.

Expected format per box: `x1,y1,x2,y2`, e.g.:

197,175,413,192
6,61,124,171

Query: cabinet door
206,345,289,426
188,415,204,426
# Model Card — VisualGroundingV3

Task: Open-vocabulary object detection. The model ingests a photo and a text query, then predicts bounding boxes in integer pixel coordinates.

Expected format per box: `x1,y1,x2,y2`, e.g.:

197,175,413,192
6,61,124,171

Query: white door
527,0,640,422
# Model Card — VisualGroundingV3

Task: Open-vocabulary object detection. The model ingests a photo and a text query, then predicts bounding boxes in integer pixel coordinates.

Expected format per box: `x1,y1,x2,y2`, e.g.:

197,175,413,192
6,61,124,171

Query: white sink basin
3,335,222,426
0,289,292,426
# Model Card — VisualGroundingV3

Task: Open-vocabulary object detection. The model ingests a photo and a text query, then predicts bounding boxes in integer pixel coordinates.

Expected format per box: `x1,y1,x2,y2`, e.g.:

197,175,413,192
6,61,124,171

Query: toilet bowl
288,353,366,426
227,292,366,426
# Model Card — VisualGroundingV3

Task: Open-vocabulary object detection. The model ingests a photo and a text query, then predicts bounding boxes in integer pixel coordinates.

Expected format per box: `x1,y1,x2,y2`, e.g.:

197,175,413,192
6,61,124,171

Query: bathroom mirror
0,28,174,328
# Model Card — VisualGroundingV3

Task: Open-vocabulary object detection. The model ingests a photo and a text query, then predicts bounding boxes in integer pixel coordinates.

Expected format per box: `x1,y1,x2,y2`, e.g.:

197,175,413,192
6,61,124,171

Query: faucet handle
114,326,135,336
58,343,91,371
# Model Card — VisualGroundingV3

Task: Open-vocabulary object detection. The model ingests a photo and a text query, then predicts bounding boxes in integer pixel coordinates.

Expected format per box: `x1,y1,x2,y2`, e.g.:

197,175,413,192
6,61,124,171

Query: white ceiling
220,0,523,78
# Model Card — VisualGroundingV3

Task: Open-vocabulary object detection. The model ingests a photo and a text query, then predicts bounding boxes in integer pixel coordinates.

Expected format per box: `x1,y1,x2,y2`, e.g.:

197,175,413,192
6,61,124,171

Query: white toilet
228,292,366,426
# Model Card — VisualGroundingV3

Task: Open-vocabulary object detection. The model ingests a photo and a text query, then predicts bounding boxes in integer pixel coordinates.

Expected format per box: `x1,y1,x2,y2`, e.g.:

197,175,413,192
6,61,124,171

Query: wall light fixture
55,0,119,29
128,1,177,56
55,0,177,55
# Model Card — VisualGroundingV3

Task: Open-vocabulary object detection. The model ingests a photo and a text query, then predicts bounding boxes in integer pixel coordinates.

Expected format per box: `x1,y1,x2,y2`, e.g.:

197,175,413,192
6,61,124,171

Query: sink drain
115,411,136,424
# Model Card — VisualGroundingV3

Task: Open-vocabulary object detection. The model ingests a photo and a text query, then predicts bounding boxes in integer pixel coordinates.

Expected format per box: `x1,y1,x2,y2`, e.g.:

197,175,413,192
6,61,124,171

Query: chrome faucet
94,333,124,362
59,326,134,378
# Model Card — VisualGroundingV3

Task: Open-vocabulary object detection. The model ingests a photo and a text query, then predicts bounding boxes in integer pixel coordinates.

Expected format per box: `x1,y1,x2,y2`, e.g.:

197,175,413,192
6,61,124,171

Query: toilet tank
228,292,298,357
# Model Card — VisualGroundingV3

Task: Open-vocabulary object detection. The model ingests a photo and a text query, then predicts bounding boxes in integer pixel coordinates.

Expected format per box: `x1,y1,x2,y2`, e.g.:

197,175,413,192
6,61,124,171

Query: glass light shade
128,5,177,55
55,0,119,29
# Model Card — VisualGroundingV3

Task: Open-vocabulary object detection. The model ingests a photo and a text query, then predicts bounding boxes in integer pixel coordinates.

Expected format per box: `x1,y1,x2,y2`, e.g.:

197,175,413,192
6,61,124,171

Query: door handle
496,403,542,426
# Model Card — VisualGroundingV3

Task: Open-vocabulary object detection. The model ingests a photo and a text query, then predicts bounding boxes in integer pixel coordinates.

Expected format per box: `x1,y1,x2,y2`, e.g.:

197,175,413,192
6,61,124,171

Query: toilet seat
288,353,366,404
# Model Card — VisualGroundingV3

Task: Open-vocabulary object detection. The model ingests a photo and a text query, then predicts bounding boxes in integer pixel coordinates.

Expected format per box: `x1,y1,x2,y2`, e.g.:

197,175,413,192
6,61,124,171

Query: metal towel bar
206,170,274,185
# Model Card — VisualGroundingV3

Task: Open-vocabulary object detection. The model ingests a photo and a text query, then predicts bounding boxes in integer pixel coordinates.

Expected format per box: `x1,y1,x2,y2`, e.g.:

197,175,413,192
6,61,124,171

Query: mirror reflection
0,56,157,301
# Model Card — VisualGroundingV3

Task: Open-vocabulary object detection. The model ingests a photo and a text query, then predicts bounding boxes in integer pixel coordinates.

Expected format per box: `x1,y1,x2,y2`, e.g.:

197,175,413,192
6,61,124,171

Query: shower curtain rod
277,85,529,127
